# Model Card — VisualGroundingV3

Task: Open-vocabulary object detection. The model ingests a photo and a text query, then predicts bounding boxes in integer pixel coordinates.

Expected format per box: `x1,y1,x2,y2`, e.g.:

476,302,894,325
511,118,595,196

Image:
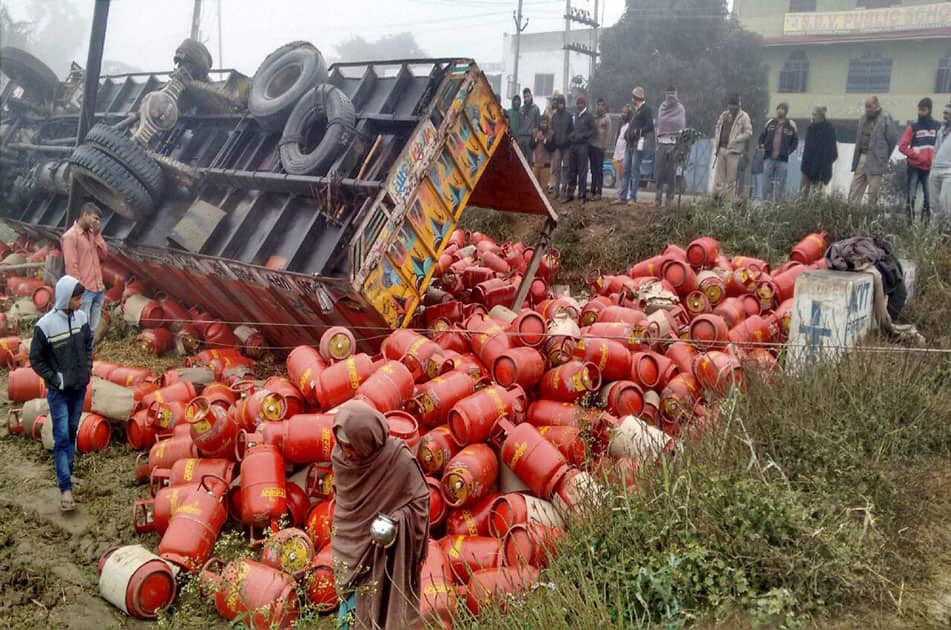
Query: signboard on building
784,2,951,36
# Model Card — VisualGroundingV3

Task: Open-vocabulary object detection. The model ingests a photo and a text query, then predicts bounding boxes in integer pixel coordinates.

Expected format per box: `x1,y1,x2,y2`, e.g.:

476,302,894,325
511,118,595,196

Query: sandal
60,491,75,512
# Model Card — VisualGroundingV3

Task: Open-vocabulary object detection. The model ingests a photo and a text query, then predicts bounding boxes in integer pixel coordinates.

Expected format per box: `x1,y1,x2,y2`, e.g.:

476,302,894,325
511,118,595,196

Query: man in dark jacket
800,105,838,194
757,102,799,202
614,86,653,205
518,88,541,167
30,275,93,512
898,97,941,221
549,95,574,198
565,94,596,203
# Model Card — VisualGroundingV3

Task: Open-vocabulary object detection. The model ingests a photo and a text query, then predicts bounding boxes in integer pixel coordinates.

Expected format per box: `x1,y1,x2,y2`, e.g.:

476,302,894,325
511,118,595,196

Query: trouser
565,144,590,200
931,169,951,219
517,136,534,166
532,164,551,191
848,154,882,206
800,175,826,195
612,158,624,187
906,166,930,218
654,143,677,205
762,158,788,202
713,148,740,201
619,146,644,201
48,386,86,492
588,146,605,197
550,148,568,196
81,289,104,339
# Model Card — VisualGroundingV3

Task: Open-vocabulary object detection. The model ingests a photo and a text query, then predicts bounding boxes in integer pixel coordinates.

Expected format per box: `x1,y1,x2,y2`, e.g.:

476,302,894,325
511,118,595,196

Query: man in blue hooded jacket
29,275,93,512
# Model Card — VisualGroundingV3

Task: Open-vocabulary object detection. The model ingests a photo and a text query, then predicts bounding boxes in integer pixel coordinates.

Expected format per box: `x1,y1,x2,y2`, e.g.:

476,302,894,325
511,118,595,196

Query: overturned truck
0,40,556,351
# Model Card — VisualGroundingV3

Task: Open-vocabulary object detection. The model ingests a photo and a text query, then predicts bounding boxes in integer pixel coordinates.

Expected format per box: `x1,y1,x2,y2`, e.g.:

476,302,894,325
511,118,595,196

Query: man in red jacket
899,97,940,221
61,203,108,340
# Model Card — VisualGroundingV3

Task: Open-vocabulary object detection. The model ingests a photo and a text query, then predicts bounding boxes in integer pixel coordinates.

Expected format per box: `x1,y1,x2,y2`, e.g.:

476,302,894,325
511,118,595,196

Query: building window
778,50,808,93
789,0,816,11
533,73,554,97
937,56,951,93
846,51,892,93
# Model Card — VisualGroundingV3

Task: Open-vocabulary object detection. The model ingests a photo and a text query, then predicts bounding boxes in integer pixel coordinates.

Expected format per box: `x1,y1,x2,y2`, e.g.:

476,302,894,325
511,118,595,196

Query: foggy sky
7,0,626,76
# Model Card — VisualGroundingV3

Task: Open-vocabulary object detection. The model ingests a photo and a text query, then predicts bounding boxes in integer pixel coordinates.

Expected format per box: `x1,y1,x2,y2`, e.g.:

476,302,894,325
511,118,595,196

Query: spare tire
69,145,155,221
174,38,213,81
84,123,165,201
250,41,328,132
279,84,356,176
0,47,59,103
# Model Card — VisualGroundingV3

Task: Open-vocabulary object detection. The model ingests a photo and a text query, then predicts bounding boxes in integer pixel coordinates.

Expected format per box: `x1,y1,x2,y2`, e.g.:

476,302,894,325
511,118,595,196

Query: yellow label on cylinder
347,359,360,391
261,487,287,499
182,458,196,481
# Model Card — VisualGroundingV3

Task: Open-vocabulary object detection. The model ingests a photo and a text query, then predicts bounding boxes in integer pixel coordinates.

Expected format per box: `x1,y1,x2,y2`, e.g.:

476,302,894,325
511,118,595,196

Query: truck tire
173,38,213,81
84,123,165,201
0,47,59,103
279,84,356,176
69,145,155,221
250,41,328,132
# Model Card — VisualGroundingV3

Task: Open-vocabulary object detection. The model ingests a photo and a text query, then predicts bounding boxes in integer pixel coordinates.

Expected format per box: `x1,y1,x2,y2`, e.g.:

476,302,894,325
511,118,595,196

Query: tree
0,6,33,49
0,0,87,76
589,0,768,135
334,32,426,62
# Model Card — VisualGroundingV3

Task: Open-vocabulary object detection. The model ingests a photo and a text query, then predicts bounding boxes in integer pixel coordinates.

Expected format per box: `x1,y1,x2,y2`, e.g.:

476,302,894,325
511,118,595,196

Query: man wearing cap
931,102,951,219
30,275,94,512
61,202,107,340
712,94,753,202
614,86,653,206
849,96,898,207
898,97,940,221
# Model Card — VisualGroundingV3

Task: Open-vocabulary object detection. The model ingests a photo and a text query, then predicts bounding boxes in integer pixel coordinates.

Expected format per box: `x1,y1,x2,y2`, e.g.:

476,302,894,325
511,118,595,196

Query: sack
751,148,765,175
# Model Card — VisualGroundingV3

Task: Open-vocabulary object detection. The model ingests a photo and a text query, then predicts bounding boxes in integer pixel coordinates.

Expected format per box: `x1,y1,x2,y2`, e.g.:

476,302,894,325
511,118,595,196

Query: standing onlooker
712,94,753,203
565,94,596,203
590,98,611,201
931,102,951,219
612,105,632,189
615,86,653,206
61,202,107,340
898,97,940,221
531,115,553,191
758,102,799,202
654,86,686,207
549,95,574,198
848,96,897,207
518,88,541,166
30,275,93,511
800,105,838,194
507,95,521,139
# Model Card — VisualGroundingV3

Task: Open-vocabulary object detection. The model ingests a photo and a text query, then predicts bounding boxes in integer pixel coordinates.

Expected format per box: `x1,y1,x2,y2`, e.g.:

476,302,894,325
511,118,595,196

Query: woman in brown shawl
332,400,430,629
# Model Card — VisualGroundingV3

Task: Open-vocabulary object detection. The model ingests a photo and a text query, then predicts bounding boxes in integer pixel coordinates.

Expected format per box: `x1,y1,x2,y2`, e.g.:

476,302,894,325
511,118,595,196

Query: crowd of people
505,86,951,220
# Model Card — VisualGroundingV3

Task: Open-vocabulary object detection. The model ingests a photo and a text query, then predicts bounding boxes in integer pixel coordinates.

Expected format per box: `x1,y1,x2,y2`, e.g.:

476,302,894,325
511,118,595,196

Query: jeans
762,158,788,202
588,146,605,197
48,386,86,492
619,146,643,201
337,592,356,629
565,144,590,200
931,170,951,219
517,136,534,167
550,148,568,196
906,166,930,218
81,290,104,337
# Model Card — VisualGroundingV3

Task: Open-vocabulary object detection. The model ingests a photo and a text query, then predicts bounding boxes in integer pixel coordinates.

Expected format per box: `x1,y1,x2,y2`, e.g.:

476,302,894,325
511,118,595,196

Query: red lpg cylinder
666,341,699,375
32,285,53,311
539,361,601,403
660,373,701,426
536,425,587,466
304,463,334,501
259,528,315,578
441,444,499,508
488,492,564,538
596,305,646,326
306,546,338,612
355,360,415,412
142,381,197,409
136,433,199,481
687,314,730,350
382,329,453,383
447,385,527,446
499,420,570,499
186,397,239,459
697,270,727,306
284,482,311,528
234,389,288,430
386,410,421,450
262,413,335,465
314,353,375,410
628,254,667,278
200,558,299,629
466,566,539,615
417,425,460,477
136,328,173,356
686,237,720,269
305,500,335,550
318,326,356,363
285,346,327,406
445,492,501,537
684,290,712,317
76,413,111,453
238,441,287,528
473,278,517,309
492,347,546,389
8,367,46,402
98,545,176,619
727,314,774,349
158,475,229,571
660,259,699,296
772,264,808,302
526,400,603,429
406,370,480,429
693,351,743,395
466,313,514,369
425,477,448,528
579,296,613,327
712,296,747,329
507,310,547,348
262,377,306,418
630,351,677,390
571,337,632,382
439,535,502,582
149,458,235,496
789,232,828,264
503,523,564,569
597,380,645,418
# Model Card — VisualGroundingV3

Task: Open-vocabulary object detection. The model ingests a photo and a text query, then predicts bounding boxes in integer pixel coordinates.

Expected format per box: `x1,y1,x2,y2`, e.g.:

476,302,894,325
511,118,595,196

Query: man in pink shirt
61,203,107,340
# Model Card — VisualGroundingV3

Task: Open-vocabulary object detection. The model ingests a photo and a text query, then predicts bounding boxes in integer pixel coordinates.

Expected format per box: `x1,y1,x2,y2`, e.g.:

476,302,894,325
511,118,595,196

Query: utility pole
591,0,599,78
564,1,600,96
217,0,223,67
190,0,202,40
563,0,570,99
511,0,529,100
